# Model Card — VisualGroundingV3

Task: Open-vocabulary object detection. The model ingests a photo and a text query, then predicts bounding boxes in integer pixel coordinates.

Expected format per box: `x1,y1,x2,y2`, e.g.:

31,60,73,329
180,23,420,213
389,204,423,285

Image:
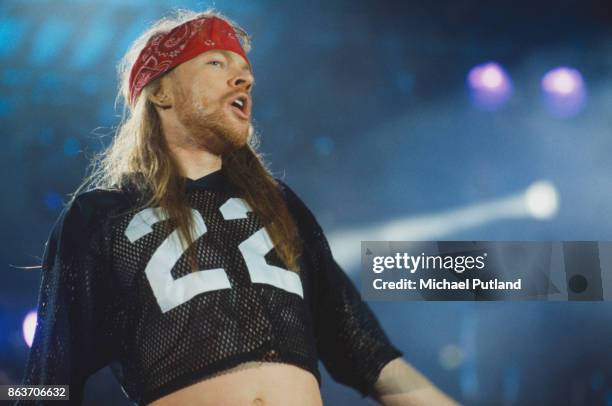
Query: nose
229,70,254,92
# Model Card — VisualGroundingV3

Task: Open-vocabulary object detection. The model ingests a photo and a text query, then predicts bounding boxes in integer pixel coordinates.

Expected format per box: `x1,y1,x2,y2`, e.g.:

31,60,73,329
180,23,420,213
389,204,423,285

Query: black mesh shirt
18,170,402,405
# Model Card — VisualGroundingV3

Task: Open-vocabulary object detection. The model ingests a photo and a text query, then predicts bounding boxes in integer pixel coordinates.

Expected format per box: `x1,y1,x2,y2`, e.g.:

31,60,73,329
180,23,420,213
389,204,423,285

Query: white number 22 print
125,198,303,313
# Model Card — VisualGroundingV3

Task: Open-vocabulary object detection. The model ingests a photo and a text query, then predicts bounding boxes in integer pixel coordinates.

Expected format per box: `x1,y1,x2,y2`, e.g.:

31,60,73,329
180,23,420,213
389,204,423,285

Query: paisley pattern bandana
128,16,249,106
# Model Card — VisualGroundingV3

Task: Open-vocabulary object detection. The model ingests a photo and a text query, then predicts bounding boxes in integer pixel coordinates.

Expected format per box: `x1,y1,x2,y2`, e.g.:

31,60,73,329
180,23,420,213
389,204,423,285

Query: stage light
30,19,73,65
541,67,586,118
542,67,581,95
467,62,512,111
22,310,37,348
0,98,14,117
70,14,112,69
0,18,27,58
439,344,465,370
43,191,63,210
524,180,559,220
63,136,81,156
329,180,560,270
395,70,414,94
314,136,335,156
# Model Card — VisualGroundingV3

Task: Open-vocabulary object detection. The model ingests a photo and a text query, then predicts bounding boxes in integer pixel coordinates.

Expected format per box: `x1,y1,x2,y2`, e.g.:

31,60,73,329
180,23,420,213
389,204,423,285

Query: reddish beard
175,92,250,156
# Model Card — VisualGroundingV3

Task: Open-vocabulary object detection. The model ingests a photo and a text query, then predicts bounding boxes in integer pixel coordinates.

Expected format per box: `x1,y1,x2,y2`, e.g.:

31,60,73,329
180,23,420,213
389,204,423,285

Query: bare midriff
148,362,323,406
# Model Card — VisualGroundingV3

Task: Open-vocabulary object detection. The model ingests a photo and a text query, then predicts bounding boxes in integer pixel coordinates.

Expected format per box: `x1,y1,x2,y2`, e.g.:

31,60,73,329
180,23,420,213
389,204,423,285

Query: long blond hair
77,9,301,272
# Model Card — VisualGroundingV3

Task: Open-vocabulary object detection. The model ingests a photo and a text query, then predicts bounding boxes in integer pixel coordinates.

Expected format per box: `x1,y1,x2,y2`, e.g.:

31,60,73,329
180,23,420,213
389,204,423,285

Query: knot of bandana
128,16,249,106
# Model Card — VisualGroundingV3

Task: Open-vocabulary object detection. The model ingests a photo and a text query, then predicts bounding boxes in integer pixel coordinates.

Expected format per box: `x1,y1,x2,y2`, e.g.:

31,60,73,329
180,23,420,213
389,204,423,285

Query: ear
148,75,174,108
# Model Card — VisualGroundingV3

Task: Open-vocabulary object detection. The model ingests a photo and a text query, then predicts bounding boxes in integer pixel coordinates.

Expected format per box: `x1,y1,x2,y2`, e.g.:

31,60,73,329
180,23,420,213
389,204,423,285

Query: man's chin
215,128,250,155
184,111,250,155
223,137,248,155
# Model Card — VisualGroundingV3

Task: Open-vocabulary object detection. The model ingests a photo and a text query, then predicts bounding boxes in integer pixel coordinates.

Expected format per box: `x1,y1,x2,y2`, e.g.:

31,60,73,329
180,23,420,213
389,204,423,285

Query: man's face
165,49,254,155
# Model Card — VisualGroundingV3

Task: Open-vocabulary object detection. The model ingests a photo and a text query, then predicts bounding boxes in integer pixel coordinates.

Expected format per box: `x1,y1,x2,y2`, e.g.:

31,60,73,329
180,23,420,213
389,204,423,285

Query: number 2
125,198,303,313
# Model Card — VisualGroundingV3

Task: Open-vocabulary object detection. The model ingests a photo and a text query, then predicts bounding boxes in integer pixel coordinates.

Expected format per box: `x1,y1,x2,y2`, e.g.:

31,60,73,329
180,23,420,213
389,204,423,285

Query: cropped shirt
18,170,402,405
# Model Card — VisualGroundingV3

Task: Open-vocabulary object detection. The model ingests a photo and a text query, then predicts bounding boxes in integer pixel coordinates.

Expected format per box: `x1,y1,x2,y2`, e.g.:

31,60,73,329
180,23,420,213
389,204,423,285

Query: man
19,9,456,406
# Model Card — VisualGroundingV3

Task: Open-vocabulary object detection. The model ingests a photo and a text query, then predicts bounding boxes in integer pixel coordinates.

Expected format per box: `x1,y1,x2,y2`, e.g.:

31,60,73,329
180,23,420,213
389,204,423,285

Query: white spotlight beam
328,180,559,272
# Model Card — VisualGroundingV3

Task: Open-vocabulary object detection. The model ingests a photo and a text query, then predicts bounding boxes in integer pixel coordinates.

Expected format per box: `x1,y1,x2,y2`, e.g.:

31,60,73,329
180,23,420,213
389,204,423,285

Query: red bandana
128,16,249,106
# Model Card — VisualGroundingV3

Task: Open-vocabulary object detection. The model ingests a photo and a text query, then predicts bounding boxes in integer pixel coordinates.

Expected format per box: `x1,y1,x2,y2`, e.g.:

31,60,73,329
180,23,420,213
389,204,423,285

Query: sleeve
278,181,403,398
16,193,117,405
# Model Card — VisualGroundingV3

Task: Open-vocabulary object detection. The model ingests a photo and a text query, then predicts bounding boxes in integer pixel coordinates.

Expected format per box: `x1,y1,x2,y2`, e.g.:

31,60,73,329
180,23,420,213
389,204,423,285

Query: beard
175,93,250,156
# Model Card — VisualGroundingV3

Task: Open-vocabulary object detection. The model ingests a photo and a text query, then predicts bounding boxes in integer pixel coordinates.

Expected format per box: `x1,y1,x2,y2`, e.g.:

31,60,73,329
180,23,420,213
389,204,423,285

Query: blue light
30,19,74,65
1,69,23,86
97,104,117,125
210,0,263,17
314,136,335,156
114,10,158,60
395,71,414,94
63,137,81,156
37,128,54,146
80,75,99,94
43,192,63,210
39,73,61,92
502,366,520,403
459,363,479,400
0,18,27,58
70,13,113,69
0,98,15,117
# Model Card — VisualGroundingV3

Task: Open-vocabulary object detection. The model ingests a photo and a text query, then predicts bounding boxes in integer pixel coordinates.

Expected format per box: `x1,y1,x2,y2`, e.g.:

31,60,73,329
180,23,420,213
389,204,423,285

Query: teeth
233,99,244,109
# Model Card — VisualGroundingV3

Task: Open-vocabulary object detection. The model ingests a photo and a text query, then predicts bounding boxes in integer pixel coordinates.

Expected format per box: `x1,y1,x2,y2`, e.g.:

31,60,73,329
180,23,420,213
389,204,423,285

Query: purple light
470,64,503,90
467,62,512,111
22,310,37,348
542,67,582,95
541,67,586,118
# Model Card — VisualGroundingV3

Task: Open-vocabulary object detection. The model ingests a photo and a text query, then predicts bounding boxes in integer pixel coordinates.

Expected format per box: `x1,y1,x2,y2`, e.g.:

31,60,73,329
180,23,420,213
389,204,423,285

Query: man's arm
18,191,118,405
372,357,459,406
278,181,404,394
278,181,455,400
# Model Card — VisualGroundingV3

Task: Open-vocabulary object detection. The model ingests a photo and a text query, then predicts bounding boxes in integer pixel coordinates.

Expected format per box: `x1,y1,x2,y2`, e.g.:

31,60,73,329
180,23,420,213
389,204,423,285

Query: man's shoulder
274,178,301,199
273,178,319,228
62,187,134,230
42,187,132,255
72,187,130,209
274,178,303,208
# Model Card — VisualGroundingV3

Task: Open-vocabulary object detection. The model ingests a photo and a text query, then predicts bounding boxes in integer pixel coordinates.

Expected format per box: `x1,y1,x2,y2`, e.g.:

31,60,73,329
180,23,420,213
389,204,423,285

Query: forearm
371,357,459,406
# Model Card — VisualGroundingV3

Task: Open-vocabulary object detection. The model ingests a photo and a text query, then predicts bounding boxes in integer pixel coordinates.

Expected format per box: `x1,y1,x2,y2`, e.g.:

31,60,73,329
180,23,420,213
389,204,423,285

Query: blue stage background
1,0,611,404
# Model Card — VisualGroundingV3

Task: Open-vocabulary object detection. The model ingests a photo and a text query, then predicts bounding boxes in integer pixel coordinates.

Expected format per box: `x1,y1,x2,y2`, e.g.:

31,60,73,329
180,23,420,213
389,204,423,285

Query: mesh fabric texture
18,170,402,405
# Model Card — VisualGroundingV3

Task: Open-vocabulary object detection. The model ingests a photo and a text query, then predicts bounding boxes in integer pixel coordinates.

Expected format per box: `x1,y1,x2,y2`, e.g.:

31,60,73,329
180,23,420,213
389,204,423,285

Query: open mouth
229,95,249,120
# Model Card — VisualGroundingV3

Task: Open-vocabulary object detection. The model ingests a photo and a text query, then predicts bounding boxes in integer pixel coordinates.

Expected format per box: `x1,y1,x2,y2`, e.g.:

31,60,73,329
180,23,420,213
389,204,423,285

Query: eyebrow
214,49,253,74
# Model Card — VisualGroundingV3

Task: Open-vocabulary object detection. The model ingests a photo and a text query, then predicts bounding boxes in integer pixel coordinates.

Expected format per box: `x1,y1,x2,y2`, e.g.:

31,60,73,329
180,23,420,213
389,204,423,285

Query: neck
169,142,222,180
164,129,222,181
161,112,222,180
